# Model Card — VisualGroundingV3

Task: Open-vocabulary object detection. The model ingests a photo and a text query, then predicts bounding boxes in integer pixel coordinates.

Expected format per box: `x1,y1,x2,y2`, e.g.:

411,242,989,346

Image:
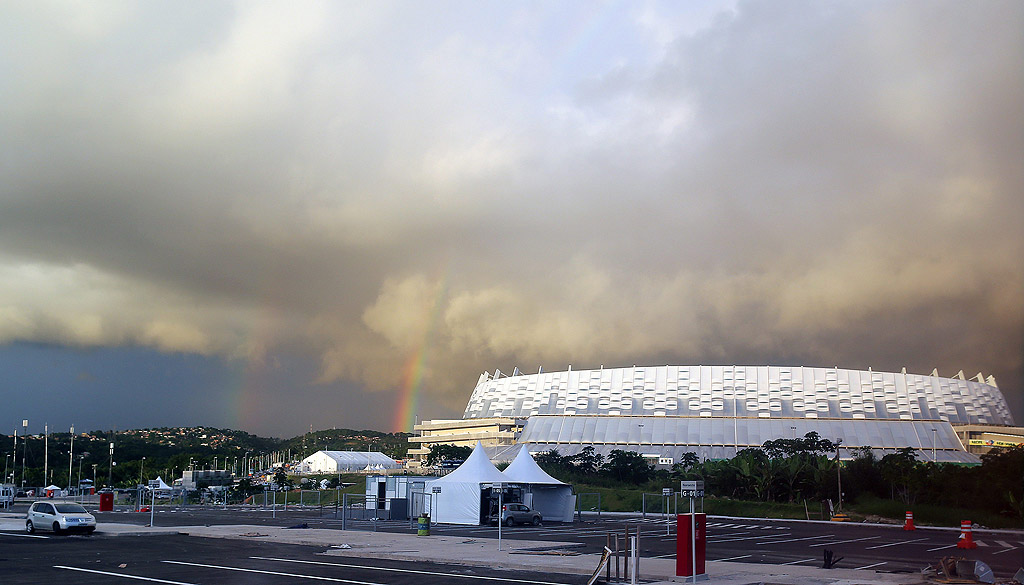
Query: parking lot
1,501,1022,582
0,531,588,585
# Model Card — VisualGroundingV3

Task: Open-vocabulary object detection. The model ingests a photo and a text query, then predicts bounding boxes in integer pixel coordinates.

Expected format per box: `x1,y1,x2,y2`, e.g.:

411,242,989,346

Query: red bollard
956,520,977,549
903,511,916,531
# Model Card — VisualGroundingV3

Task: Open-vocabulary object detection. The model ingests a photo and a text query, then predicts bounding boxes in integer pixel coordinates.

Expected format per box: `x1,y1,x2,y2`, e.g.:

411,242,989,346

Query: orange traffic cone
902,511,915,531
956,520,977,549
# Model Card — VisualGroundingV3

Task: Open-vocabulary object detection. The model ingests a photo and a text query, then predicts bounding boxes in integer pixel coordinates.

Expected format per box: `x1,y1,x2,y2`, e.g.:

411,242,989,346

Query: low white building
300,450,401,473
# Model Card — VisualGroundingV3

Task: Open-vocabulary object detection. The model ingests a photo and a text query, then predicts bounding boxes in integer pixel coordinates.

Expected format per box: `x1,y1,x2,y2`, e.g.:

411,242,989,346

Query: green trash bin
417,514,430,536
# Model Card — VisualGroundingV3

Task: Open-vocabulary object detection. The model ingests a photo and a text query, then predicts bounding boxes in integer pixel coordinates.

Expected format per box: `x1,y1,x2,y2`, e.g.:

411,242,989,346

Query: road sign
432,486,441,494
680,480,704,498
663,487,673,496
148,480,160,488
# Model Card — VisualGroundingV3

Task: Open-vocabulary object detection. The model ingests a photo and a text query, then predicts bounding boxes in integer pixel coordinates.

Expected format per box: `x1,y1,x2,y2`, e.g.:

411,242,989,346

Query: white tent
151,476,173,490
424,441,516,525
502,448,576,522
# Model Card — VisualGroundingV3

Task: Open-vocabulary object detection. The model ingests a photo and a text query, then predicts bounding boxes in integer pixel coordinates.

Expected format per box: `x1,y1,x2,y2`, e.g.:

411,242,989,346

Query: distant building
411,365,1016,465
407,418,526,464
954,423,1024,455
181,470,232,490
300,450,401,473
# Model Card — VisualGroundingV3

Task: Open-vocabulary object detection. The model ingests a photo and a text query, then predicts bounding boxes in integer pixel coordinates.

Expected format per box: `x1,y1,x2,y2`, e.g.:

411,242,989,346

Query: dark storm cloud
0,0,1020,434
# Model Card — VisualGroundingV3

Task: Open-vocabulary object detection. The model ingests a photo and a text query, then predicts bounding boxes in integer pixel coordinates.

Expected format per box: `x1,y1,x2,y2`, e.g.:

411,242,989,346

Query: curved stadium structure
450,365,1015,464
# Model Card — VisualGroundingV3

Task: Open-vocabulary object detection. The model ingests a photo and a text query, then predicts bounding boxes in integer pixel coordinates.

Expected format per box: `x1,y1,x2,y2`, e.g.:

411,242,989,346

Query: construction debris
924,556,996,584
822,548,843,569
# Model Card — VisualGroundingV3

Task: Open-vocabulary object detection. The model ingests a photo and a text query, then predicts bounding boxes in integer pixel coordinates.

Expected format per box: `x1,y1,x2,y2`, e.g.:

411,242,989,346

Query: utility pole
108,441,114,487
11,429,17,484
21,420,28,488
835,439,843,512
44,423,48,486
68,425,74,491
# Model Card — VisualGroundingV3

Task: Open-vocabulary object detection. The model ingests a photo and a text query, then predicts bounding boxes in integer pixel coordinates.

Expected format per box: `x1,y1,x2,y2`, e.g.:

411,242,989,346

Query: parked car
26,501,96,534
490,503,542,526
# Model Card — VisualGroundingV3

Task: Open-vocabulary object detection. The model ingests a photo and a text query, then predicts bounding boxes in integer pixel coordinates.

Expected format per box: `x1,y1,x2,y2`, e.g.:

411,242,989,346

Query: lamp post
932,428,937,462
140,457,146,486
108,442,114,487
68,425,75,491
835,439,843,512
21,419,28,488
4,454,9,484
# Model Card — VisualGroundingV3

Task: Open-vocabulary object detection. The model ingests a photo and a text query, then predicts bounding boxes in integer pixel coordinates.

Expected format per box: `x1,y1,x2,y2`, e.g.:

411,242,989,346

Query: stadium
410,365,1018,465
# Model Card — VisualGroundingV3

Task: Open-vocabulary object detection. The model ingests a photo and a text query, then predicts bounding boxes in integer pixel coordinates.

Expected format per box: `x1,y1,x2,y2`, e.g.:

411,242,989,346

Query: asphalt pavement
1,503,1021,584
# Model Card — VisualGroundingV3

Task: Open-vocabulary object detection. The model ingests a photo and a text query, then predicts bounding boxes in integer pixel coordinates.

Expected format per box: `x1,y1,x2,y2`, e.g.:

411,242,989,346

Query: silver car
26,501,97,534
492,503,542,526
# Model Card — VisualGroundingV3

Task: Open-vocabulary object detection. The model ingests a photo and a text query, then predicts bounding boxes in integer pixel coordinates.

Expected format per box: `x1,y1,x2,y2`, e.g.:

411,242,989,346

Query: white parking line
854,561,887,570
2,532,48,539
712,534,790,544
993,540,1013,548
162,561,383,584
758,534,833,545
249,557,572,585
808,536,879,547
781,558,816,565
55,566,197,584
716,555,753,562
651,553,676,559
992,547,1018,555
865,537,929,549
926,544,957,552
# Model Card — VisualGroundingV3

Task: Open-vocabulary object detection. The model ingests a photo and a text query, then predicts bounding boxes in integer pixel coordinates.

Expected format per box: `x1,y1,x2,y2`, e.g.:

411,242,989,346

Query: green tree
601,450,652,484
425,444,472,467
535,450,573,477
567,446,604,475
273,469,293,491
879,447,919,504
231,477,259,498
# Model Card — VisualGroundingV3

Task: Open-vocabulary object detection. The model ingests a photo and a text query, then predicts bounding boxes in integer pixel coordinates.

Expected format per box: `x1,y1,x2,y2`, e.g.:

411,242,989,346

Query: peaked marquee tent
424,442,515,525
502,448,576,522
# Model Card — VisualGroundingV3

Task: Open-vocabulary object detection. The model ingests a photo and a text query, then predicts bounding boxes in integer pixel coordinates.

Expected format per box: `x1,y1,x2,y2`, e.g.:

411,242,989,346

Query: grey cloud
0,1,1020,428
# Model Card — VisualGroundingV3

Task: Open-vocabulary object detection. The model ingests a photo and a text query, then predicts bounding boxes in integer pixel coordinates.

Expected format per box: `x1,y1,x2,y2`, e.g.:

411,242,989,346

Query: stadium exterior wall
453,365,1014,464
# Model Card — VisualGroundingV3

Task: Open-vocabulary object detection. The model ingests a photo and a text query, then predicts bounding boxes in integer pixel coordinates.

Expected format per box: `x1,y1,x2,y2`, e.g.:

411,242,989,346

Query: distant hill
0,426,412,489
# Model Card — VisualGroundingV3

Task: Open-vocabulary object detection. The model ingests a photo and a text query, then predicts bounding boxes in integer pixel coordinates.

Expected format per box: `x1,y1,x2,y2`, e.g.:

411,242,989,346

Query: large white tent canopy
502,448,576,522
424,441,515,525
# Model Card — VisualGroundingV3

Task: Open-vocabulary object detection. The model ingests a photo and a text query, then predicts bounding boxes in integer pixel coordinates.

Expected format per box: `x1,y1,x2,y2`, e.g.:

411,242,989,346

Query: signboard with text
680,480,705,498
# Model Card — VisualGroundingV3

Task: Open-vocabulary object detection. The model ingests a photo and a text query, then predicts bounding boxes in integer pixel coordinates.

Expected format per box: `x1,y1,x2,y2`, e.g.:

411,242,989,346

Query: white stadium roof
460,365,1014,463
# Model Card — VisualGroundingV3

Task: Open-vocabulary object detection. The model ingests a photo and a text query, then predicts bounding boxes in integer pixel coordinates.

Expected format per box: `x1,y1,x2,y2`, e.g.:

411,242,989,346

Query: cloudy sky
1,0,1021,438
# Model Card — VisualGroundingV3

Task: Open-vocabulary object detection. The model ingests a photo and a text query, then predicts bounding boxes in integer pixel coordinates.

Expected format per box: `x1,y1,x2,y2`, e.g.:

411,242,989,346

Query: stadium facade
410,365,1017,465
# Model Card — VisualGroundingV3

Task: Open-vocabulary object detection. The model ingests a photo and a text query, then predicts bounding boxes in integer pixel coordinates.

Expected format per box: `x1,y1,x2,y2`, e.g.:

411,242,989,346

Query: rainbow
392,277,449,433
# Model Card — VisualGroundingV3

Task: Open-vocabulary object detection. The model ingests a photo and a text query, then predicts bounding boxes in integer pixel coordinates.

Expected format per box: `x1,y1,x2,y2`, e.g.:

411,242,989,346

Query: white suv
26,501,97,534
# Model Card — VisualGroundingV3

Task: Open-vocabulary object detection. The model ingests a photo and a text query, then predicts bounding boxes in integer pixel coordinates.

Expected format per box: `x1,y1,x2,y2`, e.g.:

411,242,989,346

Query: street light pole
68,425,74,491
108,442,114,487
140,457,146,486
932,429,937,461
21,419,28,488
835,439,843,512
